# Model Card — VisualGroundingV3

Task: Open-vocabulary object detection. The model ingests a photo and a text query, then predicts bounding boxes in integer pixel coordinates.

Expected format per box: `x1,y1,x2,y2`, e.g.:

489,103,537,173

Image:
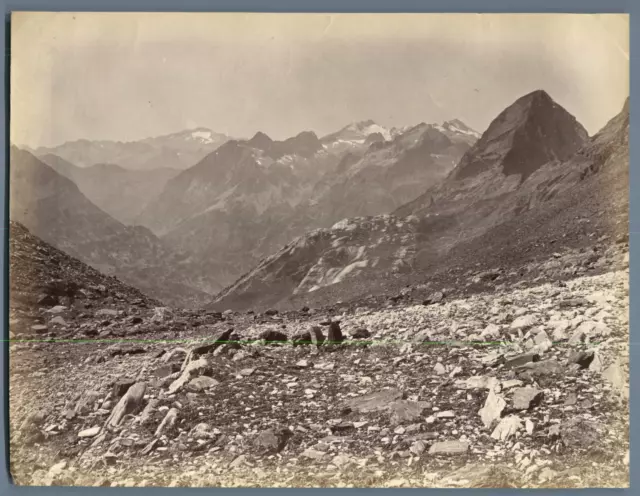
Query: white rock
511,315,537,331
491,415,522,441
78,426,101,438
479,389,506,428
525,419,534,435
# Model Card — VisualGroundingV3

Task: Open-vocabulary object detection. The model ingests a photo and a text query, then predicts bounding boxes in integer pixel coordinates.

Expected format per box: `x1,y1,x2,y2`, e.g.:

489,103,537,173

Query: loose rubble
9,231,629,488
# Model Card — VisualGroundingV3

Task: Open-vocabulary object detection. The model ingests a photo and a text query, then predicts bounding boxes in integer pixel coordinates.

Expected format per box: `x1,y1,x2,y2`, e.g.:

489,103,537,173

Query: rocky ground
9,241,629,488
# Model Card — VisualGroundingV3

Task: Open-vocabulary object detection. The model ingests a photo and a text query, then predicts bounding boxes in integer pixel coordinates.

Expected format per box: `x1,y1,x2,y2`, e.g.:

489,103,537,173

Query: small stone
423,291,444,305
187,376,219,392
301,448,326,460
510,315,537,331
525,419,534,435
503,353,539,369
564,393,578,406
410,440,427,455
491,415,522,441
434,363,446,375
428,440,469,454
479,389,506,428
253,428,292,455
436,410,455,418
568,350,595,369
511,388,544,410
78,426,101,438
350,328,371,339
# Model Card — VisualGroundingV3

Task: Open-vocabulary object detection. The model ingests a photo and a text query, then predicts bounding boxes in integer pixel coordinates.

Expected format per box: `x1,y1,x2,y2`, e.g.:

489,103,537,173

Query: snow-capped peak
344,120,392,141
442,120,481,138
189,129,215,144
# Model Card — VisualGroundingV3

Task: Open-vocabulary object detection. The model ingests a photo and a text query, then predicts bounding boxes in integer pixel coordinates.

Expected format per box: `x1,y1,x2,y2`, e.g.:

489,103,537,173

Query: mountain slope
210,91,627,312
33,128,231,171
9,147,212,307
39,154,179,224
9,220,161,315
140,120,477,293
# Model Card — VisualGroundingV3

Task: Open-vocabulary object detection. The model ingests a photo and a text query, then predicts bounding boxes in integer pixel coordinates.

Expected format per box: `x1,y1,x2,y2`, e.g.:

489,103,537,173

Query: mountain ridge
209,91,628,312
10,147,213,307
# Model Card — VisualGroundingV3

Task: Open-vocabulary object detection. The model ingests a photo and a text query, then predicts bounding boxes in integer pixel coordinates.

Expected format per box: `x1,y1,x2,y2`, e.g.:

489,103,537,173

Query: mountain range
10,89,628,314
136,118,479,294
29,128,231,171
210,90,629,311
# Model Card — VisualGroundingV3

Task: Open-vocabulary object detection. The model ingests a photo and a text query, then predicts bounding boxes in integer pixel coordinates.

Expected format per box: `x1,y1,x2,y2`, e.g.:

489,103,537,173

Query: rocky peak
280,131,323,158
247,132,274,150
450,90,588,181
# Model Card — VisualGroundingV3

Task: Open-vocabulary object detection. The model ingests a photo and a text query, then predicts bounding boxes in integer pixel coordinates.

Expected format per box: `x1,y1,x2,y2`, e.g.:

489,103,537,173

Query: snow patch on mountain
190,130,216,144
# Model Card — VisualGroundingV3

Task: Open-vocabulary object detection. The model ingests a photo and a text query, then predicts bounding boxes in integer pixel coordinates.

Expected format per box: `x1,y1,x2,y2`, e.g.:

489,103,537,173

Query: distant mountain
300,121,476,224
139,119,478,294
32,127,231,171
9,147,212,307
39,154,179,225
210,91,628,312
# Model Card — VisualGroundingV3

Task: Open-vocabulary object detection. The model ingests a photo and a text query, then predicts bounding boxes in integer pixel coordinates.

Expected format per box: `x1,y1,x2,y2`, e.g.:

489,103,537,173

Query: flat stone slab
345,389,404,413
429,440,470,454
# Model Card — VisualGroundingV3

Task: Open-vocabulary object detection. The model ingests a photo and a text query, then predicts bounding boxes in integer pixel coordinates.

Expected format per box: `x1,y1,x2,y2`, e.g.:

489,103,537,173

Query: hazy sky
11,12,629,148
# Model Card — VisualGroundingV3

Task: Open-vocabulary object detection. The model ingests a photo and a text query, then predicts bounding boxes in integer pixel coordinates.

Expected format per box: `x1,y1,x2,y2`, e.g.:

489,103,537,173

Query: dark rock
558,298,589,308
112,379,135,399
309,326,325,347
291,331,312,347
568,350,595,369
330,422,355,434
516,360,563,382
301,306,310,313
264,309,279,316
350,328,372,339
511,387,544,410
503,353,540,370
258,330,288,344
153,364,179,378
191,328,234,357
253,427,292,455
327,322,344,344
37,294,59,307
31,324,48,335
130,316,143,325
423,291,444,305
109,346,146,357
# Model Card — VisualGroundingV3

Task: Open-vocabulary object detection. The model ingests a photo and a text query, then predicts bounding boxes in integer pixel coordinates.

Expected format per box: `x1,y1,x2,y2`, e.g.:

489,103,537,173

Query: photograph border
0,1,634,494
